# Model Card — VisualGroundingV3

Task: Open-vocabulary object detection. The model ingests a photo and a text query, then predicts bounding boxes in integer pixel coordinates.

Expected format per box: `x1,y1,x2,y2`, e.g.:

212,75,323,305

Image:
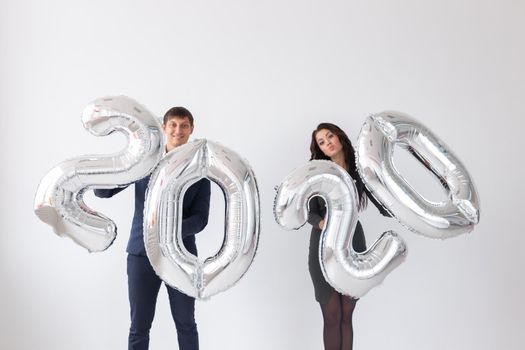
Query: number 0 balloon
144,139,260,299
356,111,480,239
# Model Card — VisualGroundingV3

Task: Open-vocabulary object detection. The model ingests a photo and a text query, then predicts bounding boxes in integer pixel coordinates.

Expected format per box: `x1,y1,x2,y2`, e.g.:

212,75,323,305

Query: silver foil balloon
34,96,164,252
274,160,407,298
144,139,260,299
356,111,480,239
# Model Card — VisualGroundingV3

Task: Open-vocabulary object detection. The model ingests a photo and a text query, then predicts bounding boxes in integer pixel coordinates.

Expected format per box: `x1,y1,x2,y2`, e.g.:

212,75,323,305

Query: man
95,107,210,350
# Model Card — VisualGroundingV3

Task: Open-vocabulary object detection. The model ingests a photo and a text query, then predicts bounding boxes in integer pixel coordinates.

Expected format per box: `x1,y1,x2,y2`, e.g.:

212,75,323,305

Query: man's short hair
163,106,194,126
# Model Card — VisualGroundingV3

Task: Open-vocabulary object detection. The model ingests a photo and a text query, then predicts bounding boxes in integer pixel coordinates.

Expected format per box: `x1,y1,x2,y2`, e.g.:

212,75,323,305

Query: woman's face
315,128,343,159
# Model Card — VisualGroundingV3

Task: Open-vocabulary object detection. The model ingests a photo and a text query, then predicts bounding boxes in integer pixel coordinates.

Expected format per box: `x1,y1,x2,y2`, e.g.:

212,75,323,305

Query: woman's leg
340,295,357,350
320,292,342,350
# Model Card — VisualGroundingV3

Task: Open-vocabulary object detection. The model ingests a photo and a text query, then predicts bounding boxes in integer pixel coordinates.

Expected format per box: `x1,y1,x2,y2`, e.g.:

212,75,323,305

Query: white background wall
1,0,524,349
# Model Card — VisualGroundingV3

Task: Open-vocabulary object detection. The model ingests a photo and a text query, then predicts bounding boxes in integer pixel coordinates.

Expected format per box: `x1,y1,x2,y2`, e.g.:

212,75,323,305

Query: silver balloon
356,111,480,239
34,96,164,252
144,139,260,299
274,160,407,298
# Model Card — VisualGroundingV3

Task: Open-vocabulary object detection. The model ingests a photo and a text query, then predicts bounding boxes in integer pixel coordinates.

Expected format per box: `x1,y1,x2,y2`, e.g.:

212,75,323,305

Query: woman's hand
319,219,325,230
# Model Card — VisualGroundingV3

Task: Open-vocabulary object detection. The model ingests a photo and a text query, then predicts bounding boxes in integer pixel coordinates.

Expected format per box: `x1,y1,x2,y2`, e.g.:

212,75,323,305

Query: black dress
306,181,390,305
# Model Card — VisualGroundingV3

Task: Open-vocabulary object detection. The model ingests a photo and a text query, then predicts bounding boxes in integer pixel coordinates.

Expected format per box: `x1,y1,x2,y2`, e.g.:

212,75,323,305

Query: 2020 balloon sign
34,96,480,299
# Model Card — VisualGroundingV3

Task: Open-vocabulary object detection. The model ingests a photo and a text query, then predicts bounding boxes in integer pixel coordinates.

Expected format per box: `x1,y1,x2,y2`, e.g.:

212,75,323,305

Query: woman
308,123,390,350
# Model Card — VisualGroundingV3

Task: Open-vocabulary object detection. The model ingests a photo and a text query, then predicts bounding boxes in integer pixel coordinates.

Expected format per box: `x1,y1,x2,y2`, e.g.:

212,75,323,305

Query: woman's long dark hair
310,122,367,206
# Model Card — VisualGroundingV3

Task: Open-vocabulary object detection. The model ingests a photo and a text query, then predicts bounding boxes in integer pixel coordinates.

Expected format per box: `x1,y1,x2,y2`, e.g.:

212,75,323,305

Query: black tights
320,292,357,350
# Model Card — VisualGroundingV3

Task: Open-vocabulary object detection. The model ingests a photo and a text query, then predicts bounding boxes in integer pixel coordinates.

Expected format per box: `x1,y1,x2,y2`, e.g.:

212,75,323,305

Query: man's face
163,116,194,150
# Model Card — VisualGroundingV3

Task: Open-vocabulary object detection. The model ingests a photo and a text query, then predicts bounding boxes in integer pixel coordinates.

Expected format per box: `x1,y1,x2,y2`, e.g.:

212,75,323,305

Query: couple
97,106,387,350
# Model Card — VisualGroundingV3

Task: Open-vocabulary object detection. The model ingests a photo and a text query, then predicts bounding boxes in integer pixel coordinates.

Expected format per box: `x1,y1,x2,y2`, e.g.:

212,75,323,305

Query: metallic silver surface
34,96,164,252
144,139,260,299
356,111,480,239
274,160,406,298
